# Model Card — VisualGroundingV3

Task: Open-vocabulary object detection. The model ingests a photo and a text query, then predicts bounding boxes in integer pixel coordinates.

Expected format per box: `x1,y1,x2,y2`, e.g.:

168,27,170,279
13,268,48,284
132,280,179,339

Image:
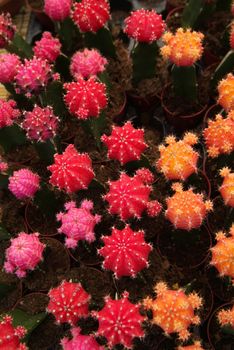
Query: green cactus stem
211,50,234,88
171,64,197,103
0,124,27,153
85,27,116,58
7,33,33,59
82,111,106,150
34,139,58,165
182,0,216,29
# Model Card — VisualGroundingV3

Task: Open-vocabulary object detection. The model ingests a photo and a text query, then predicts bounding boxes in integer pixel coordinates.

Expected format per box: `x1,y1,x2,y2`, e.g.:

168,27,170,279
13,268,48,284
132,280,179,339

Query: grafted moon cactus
61,327,104,350
33,32,61,63
0,98,20,129
44,0,72,21
217,73,234,111
218,304,234,328
0,53,20,84
143,282,203,341
8,169,40,200
0,13,15,48
219,167,234,207
0,315,27,350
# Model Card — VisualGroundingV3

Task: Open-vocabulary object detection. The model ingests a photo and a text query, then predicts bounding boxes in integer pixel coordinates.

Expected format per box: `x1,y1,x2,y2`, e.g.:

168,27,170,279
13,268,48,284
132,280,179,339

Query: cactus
47,280,90,325
218,305,234,328
57,200,101,248
48,144,94,193
0,315,27,349
33,32,61,63
98,225,152,278
101,121,148,165
0,53,20,84
217,73,234,111
157,133,199,181
181,0,216,29
219,167,234,207
0,157,8,172
178,341,204,350
4,232,45,278
44,0,72,21
61,327,104,350
0,13,15,49
0,98,20,128
92,291,145,349
8,168,40,200
143,282,203,341
165,183,212,230
203,111,234,158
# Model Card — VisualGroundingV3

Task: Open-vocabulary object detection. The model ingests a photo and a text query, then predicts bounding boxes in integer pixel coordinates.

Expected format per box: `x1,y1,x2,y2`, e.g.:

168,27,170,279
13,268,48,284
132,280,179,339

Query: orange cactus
210,224,234,283
165,183,213,230
219,167,234,207
217,73,234,111
157,133,199,181
203,111,234,158
218,304,234,328
143,282,203,341
160,28,204,66
178,341,204,350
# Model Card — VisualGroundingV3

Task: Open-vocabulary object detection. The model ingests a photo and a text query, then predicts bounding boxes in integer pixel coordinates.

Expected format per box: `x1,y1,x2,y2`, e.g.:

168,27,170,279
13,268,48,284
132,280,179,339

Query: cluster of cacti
0,315,27,349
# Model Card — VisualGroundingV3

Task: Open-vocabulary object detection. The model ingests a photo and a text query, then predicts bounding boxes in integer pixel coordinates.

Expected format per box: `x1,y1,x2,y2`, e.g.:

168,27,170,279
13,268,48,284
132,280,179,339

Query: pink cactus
101,121,148,165
72,0,110,33
0,315,27,350
0,98,20,128
48,144,94,193
8,168,40,200
22,105,58,142
33,32,61,63
44,0,72,21
47,280,90,325
0,13,15,48
92,292,145,349
98,225,152,278
70,49,108,80
124,9,165,42
57,200,101,248
61,327,104,350
64,77,107,120
103,171,161,221
0,53,21,84
4,232,45,278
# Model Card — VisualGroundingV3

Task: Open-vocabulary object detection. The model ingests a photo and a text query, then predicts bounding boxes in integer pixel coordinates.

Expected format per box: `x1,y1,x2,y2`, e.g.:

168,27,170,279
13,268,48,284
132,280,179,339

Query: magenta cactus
0,13,15,48
22,105,59,142
70,48,108,80
0,98,20,128
61,327,104,350
47,280,91,325
57,200,101,249
0,53,21,84
0,315,27,350
44,0,72,21
0,157,8,172
98,225,152,278
33,32,61,63
4,232,45,278
8,168,40,200
92,292,145,349
101,121,148,165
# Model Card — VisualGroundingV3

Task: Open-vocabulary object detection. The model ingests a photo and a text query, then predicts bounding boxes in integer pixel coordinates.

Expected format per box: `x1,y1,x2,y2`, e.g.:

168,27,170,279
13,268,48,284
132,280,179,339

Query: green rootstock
85,27,116,59
211,50,234,88
171,64,197,103
0,124,27,153
182,0,216,28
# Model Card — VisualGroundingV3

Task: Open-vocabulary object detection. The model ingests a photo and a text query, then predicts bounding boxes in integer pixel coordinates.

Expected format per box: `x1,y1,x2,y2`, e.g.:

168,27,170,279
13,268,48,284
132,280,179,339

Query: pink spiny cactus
44,0,72,21
0,13,15,48
124,9,165,43
219,167,234,207
33,32,61,63
92,292,145,349
47,280,91,325
48,144,94,193
56,200,101,248
64,77,107,120
0,315,27,350
0,53,21,84
72,0,110,33
22,105,58,142
101,121,148,165
103,171,162,221
98,225,152,278
8,168,40,200
70,49,108,80
4,232,45,278
61,327,104,350
0,98,20,128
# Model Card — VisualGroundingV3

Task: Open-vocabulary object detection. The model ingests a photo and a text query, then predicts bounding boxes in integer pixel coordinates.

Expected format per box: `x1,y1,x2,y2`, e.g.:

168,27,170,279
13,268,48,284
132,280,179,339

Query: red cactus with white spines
143,282,203,341
0,13,15,48
22,105,59,142
103,171,161,221
33,32,61,63
72,0,110,33
92,292,145,349
101,121,148,165
0,98,20,128
61,327,104,350
47,280,91,325
219,167,234,207
0,315,27,350
8,168,40,200
0,53,21,84
4,232,45,278
165,183,213,230
44,0,72,21
124,9,165,43
56,200,101,249
98,225,152,278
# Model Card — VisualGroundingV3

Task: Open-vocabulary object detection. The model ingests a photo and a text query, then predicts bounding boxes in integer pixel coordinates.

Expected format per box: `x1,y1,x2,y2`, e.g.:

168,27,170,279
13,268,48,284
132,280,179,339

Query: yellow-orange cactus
210,224,234,283
178,341,204,350
218,304,234,328
203,111,234,158
219,167,234,207
165,183,213,230
157,133,199,181
160,28,204,66
217,73,234,111
143,282,203,341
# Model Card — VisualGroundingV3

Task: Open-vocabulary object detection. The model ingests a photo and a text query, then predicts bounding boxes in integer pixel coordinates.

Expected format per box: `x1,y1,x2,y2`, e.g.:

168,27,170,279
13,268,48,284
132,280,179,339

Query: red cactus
64,77,107,120
98,225,152,278
44,0,72,21
0,13,15,48
48,144,94,193
61,327,104,350
0,98,20,128
33,32,61,63
219,167,234,207
47,280,91,325
101,121,148,165
72,0,110,33
0,53,21,84
0,315,27,350
92,292,145,349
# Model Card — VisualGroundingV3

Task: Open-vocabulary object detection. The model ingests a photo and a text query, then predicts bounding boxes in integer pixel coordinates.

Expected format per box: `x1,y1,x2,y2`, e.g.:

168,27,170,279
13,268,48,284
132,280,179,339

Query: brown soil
0,271,22,313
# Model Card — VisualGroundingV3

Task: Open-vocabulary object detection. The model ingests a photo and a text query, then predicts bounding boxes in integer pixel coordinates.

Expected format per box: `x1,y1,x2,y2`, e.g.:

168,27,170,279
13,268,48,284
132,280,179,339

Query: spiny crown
61,327,104,350
44,0,72,21
0,315,27,350
0,13,15,48
33,32,61,63
0,53,21,84
0,98,20,128
219,167,234,207
217,73,234,111
8,168,40,200
218,305,234,328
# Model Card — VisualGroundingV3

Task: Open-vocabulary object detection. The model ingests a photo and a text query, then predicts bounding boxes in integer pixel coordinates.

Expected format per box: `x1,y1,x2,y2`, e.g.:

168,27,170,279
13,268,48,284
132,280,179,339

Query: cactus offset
8,168,40,200
0,98,20,128
219,167,234,207
0,13,15,48
0,53,20,84
44,0,72,21
178,341,204,350
217,73,234,111
0,315,27,350
61,327,104,350
33,32,61,63
218,305,234,328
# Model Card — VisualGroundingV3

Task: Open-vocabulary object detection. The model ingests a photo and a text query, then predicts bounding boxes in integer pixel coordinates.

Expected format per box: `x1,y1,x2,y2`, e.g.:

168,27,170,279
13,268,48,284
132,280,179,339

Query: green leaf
0,226,11,240
211,51,234,88
7,33,33,59
0,124,27,153
181,0,204,28
58,18,82,53
85,27,116,58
